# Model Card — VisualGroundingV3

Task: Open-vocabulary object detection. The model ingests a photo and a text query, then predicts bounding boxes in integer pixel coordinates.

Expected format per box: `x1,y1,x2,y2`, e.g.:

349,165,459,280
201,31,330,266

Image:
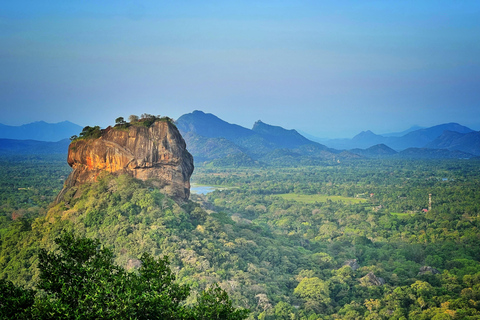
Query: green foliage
78,125,102,140
128,114,139,123
115,117,126,125
0,278,35,319
71,115,177,141
5,232,248,319
113,116,130,130
294,277,331,304
194,284,250,320
2,158,480,319
210,153,260,168
192,159,480,318
0,154,70,220
128,113,174,128
278,193,367,204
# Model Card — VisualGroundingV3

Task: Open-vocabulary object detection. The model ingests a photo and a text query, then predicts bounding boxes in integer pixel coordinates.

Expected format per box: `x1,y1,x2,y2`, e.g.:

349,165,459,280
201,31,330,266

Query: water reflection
190,184,216,195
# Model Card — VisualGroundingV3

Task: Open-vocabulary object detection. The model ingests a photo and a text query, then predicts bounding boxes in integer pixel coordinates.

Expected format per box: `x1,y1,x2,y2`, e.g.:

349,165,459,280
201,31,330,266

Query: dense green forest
0,155,71,220
1,155,480,319
1,232,248,319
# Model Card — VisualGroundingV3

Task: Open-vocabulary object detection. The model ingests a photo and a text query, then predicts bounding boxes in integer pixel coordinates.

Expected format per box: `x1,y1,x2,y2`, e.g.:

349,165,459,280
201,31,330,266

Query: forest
1,154,480,319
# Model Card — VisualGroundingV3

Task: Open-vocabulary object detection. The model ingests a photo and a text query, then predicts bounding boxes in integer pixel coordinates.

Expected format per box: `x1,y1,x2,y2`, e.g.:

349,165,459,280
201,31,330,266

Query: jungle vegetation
1,155,480,319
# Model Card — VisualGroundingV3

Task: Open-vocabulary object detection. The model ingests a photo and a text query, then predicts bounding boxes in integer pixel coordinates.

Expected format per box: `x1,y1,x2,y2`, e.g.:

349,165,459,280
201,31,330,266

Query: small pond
190,184,217,195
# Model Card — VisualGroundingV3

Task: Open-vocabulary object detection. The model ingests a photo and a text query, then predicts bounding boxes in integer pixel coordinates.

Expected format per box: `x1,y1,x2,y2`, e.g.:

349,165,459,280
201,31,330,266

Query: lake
190,184,217,195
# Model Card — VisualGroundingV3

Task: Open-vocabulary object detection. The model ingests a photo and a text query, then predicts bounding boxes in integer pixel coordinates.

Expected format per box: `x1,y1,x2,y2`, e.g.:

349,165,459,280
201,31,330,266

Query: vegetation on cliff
70,114,175,141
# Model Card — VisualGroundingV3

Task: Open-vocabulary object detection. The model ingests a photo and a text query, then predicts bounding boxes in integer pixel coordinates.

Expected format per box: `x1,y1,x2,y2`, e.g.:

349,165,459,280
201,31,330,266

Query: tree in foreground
1,233,249,320
0,278,35,319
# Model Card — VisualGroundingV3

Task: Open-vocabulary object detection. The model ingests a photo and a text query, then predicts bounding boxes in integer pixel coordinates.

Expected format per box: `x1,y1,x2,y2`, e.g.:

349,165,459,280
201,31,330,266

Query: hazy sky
1,1,479,138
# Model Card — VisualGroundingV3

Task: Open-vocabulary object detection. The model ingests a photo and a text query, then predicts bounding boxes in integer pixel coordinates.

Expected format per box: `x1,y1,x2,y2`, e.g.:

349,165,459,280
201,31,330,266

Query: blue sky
1,1,479,138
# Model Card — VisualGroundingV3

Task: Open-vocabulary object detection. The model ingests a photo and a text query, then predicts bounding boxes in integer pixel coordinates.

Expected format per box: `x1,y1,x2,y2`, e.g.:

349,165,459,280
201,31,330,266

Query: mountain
324,131,387,150
323,123,474,151
351,131,387,149
296,130,329,144
387,123,474,150
349,143,473,159
4,115,474,161
0,138,70,154
177,112,479,162
381,125,424,137
0,121,83,142
180,132,246,163
176,110,254,141
350,144,398,158
426,130,480,156
177,111,269,162
176,111,337,165
251,120,314,149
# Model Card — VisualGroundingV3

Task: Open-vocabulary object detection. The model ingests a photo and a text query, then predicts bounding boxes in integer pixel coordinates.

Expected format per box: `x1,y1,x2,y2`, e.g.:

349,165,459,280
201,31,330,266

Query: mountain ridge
2,113,478,160
0,121,83,142
426,130,480,156
176,111,476,163
176,111,340,165
323,122,475,151
0,138,70,154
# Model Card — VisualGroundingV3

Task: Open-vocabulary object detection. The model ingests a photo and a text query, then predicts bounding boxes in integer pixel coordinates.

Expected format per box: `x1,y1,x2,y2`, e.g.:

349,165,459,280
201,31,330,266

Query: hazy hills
426,130,480,156
0,121,82,155
323,123,475,151
0,138,70,155
2,113,479,161
176,110,340,165
176,111,479,163
0,121,82,142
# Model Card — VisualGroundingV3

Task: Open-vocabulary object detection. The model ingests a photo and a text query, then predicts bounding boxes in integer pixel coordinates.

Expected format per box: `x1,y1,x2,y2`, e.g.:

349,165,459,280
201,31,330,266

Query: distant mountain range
176,111,479,164
2,113,479,161
426,130,480,156
380,125,425,137
0,121,82,142
350,144,473,159
323,123,475,151
0,138,70,155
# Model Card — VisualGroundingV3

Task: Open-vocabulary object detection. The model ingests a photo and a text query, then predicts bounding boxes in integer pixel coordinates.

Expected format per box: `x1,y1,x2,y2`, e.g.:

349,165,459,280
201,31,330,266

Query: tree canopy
0,232,249,320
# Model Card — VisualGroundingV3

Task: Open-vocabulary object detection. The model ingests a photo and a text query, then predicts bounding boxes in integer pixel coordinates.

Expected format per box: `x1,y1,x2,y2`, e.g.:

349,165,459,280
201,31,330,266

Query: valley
1,115,480,319
2,151,479,319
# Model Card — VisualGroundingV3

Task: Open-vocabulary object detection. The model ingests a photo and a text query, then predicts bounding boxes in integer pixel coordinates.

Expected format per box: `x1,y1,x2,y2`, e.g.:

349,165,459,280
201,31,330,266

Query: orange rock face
58,121,194,202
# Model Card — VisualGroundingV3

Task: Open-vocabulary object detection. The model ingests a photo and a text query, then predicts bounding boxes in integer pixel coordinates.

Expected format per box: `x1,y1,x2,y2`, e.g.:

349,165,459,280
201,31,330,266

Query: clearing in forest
277,193,367,204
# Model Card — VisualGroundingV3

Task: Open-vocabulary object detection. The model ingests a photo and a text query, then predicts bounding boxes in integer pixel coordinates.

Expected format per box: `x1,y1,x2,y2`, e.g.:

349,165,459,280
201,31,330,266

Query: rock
360,272,385,286
126,258,142,270
418,266,440,276
56,120,194,203
344,259,360,271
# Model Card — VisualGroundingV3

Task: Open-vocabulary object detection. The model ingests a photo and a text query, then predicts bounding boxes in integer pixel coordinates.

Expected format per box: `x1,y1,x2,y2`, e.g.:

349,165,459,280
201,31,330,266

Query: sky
1,1,479,138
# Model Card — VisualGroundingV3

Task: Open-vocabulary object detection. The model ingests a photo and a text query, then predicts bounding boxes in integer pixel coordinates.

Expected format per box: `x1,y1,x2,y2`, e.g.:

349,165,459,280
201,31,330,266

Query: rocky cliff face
57,121,194,202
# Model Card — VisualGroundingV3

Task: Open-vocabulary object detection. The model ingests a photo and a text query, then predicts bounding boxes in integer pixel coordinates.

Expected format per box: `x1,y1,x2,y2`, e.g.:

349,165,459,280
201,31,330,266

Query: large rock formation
57,120,194,203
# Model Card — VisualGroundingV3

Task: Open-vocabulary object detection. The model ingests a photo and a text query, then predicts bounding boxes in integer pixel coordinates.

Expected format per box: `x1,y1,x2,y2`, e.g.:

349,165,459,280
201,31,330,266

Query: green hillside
1,157,480,319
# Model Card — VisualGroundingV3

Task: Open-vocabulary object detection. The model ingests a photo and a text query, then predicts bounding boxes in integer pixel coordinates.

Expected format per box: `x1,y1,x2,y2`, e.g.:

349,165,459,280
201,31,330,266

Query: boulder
344,259,360,271
360,272,385,286
418,266,440,276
